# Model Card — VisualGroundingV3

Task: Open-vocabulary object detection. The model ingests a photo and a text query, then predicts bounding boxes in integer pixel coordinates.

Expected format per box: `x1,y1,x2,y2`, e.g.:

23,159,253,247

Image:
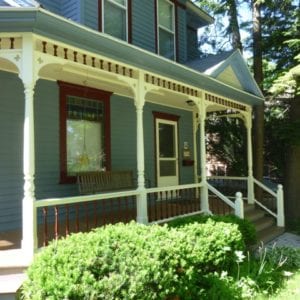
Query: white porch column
134,72,148,224
197,101,210,213
245,110,255,204
20,34,38,260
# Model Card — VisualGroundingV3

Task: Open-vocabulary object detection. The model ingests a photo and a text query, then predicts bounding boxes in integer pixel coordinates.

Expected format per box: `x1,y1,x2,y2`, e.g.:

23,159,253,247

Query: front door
156,118,179,187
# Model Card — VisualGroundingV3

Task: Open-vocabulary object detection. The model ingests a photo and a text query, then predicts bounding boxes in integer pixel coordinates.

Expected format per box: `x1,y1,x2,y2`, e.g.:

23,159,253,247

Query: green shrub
22,221,244,300
168,214,257,247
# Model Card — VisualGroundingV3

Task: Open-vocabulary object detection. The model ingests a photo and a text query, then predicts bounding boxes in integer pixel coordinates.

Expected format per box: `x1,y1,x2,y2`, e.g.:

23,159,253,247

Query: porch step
0,249,30,299
244,204,284,246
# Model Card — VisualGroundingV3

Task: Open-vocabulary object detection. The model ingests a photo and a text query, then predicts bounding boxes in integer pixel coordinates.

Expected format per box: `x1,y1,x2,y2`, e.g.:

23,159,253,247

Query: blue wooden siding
82,0,98,31
110,95,137,171
177,6,187,63
131,0,156,53
187,27,199,60
61,0,81,23
38,0,61,15
0,71,24,231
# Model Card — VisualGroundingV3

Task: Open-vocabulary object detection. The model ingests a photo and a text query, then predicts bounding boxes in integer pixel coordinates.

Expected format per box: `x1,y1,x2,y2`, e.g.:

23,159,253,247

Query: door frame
153,111,180,187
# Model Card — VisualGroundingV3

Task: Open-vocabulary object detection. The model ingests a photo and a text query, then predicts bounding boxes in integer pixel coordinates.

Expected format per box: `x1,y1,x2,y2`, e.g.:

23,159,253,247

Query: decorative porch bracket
19,33,39,260
133,71,148,224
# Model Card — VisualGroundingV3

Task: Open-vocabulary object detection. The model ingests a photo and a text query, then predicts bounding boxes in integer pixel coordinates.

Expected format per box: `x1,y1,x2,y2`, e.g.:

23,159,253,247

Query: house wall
0,71,24,231
0,71,195,230
187,27,199,60
177,6,187,63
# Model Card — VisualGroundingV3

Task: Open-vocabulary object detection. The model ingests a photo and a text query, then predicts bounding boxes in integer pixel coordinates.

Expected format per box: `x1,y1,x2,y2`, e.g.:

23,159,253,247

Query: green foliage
168,214,257,247
22,221,244,300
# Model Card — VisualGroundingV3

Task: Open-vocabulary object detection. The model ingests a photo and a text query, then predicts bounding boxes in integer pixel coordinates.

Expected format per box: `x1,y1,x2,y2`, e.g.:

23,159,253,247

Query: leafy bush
168,214,257,247
22,221,244,299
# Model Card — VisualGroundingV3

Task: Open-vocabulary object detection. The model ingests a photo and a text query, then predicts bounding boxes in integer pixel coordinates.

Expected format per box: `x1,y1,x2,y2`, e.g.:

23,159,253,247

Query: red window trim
98,0,132,44
58,81,112,184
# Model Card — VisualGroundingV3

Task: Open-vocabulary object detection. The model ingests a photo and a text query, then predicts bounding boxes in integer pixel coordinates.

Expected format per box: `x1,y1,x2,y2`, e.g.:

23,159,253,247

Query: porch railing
35,190,139,247
207,176,284,227
147,183,203,223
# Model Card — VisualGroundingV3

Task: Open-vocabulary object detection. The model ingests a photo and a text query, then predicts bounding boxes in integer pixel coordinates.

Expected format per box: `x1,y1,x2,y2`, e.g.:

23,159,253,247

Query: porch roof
0,8,264,106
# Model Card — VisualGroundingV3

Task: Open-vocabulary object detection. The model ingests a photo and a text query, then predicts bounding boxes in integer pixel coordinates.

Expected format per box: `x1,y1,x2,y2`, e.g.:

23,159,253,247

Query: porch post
197,101,210,213
19,34,38,260
134,72,148,224
245,110,255,204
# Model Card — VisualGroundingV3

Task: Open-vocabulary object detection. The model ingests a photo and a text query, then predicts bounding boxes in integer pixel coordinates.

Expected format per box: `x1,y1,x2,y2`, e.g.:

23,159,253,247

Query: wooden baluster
0,38,2,49
110,198,114,224
115,64,119,74
73,51,77,62
122,66,126,76
53,45,58,57
65,204,69,236
102,199,106,225
83,54,87,65
100,59,104,70
94,201,98,228
154,193,158,221
129,69,133,78
75,203,79,232
108,62,111,72
147,193,151,222
54,206,59,240
92,57,95,67
10,37,15,49
42,207,48,246
42,41,47,53
118,197,122,222
64,48,68,59
125,196,130,222
85,202,89,230
160,191,163,220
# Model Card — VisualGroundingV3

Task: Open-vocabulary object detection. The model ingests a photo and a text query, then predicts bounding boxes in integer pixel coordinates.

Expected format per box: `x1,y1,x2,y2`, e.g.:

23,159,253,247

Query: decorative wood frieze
38,40,136,79
144,73,200,98
205,92,246,111
0,37,22,49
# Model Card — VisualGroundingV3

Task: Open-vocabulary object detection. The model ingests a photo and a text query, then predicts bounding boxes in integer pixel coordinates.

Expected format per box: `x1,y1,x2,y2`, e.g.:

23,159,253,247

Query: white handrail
35,189,140,208
254,200,277,218
146,183,203,194
253,178,277,198
207,176,248,181
207,183,235,209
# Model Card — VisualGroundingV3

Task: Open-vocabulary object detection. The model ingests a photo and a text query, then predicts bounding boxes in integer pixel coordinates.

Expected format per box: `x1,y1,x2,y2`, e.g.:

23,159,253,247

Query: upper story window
102,0,128,41
157,0,176,60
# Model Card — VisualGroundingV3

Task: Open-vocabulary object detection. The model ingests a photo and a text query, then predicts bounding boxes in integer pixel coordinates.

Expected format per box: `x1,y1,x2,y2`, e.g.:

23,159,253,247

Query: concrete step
0,270,26,296
245,209,265,222
253,216,275,232
257,226,285,245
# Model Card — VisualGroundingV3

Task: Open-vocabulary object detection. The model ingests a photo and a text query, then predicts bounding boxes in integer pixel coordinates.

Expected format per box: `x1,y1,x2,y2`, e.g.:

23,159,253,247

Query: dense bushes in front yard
168,214,257,247
22,220,245,299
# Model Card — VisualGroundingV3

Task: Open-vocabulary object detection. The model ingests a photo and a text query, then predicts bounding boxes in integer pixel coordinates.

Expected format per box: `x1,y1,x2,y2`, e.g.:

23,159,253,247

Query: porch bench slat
77,171,135,195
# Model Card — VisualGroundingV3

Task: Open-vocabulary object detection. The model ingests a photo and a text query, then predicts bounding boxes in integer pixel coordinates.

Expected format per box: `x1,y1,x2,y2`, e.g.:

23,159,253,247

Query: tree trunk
228,0,243,52
285,78,300,221
252,1,264,192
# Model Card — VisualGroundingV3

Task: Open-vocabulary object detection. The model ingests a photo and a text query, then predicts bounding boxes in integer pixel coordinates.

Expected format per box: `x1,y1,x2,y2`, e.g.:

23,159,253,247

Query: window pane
159,28,175,60
66,96,105,176
160,161,176,176
159,123,175,157
158,0,174,31
104,0,127,40
67,120,104,175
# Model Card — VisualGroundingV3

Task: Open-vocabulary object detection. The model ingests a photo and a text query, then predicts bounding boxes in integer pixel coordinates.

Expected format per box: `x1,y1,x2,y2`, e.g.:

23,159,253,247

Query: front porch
0,30,284,265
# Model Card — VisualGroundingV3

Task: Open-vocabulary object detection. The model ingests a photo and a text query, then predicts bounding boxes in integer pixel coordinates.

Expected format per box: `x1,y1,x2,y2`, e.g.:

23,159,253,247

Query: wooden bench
77,170,135,195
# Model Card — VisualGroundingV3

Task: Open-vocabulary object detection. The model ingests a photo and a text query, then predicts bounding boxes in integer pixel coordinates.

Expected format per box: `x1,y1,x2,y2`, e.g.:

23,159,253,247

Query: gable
209,50,264,98
216,65,244,91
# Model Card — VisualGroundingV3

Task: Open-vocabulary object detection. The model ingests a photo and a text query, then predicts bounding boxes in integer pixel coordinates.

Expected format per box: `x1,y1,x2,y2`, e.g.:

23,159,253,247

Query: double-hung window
102,0,128,41
59,82,111,183
157,0,176,60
